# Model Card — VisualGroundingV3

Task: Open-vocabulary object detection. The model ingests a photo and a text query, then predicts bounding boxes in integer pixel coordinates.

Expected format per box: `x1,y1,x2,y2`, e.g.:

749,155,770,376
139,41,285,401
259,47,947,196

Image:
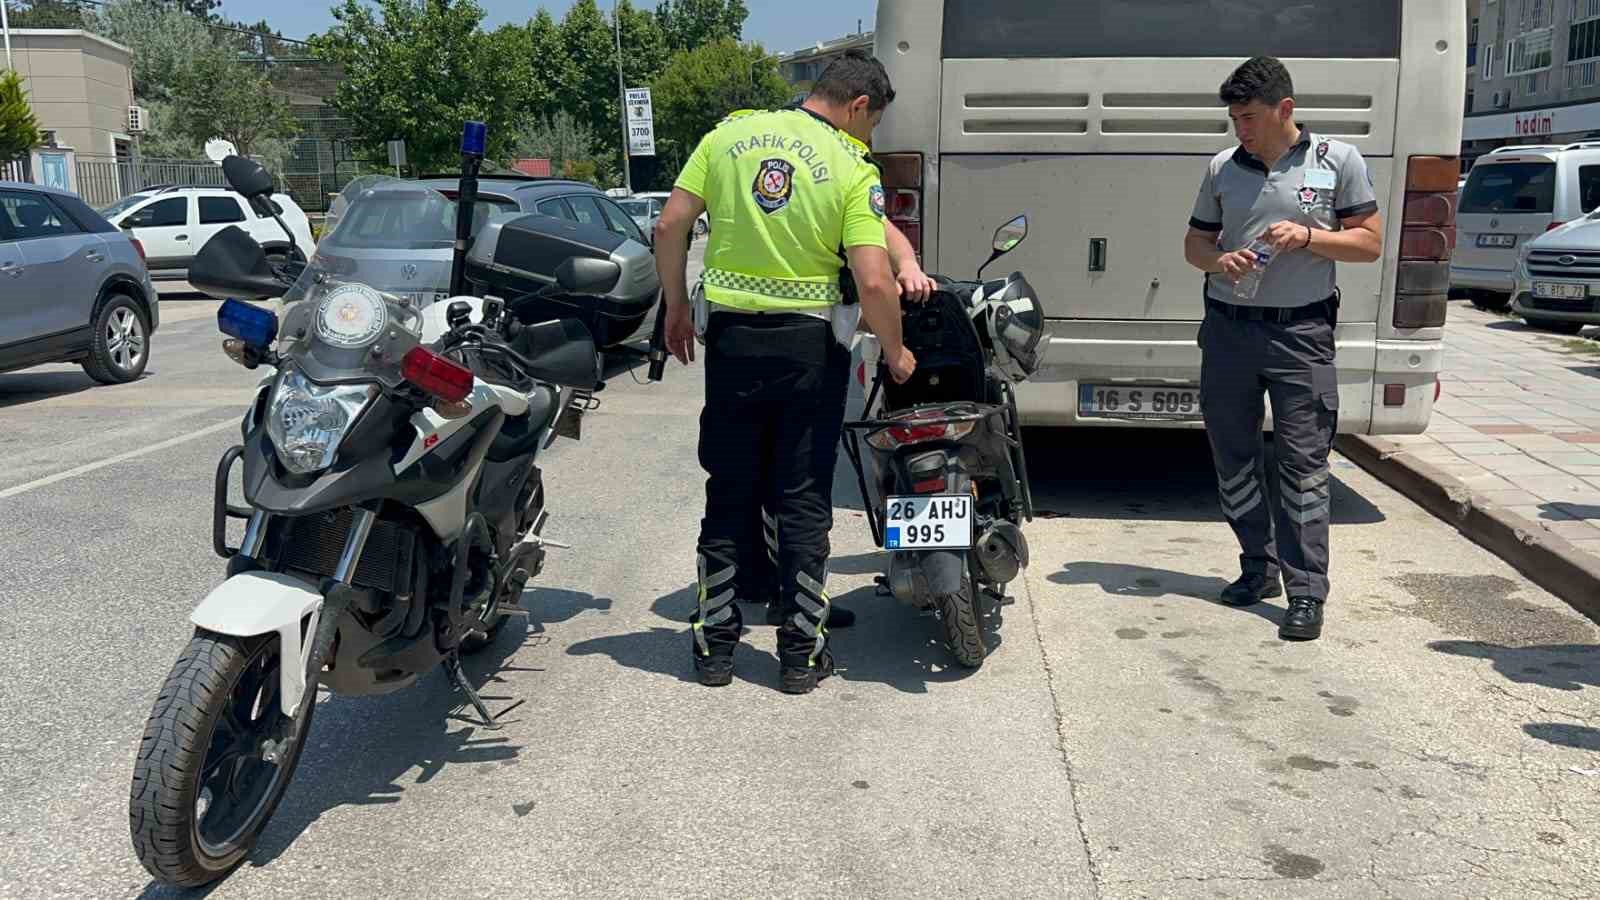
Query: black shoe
695,656,734,687
1219,572,1283,607
767,603,856,628
1279,597,1325,641
780,653,835,695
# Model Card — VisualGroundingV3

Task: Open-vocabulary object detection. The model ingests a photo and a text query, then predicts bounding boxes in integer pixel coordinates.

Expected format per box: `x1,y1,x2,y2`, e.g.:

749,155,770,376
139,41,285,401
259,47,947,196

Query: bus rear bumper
1013,330,1442,435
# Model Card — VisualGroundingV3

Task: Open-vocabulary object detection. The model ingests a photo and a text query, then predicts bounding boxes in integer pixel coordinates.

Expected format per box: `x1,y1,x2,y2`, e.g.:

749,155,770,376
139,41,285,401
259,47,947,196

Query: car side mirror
119,219,135,229
555,257,622,294
222,155,275,199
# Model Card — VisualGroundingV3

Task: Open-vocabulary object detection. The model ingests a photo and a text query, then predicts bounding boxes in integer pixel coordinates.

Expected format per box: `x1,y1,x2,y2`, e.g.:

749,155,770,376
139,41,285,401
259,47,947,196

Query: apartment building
1467,0,1600,158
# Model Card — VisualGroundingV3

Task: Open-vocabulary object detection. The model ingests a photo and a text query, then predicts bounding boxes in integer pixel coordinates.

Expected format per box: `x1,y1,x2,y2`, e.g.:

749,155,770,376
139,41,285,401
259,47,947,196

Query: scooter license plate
884,494,973,550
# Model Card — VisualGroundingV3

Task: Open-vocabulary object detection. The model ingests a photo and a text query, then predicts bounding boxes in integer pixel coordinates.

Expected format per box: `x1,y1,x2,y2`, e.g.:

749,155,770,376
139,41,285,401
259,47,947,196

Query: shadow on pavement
523,587,613,634
140,623,538,898
1523,723,1600,752
0,370,98,409
1572,365,1600,380
1427,641,1599,692
1023,428,1385,525
1048,561,1285,626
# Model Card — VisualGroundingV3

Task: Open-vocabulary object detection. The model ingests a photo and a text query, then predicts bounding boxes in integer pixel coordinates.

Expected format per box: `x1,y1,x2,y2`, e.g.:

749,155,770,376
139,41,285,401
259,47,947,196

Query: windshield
617,200,650,216
98,194,150,219
275,178,456,386
1460,162,1556,215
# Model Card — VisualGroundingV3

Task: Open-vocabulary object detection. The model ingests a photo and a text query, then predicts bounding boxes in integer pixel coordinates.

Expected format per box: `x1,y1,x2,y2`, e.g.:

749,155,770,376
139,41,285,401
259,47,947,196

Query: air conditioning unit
1492,90,1509,108
127,105,148,133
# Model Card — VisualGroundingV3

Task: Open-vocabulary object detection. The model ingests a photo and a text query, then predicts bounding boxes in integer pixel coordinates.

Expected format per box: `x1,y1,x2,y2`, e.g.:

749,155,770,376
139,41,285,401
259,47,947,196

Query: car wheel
1523,317,1587,335
1470,290,1511,311
82,294,150,384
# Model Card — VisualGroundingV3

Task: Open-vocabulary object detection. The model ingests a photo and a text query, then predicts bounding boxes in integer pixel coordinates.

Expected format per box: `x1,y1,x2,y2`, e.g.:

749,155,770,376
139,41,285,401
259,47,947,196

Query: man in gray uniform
1183,56,1383,641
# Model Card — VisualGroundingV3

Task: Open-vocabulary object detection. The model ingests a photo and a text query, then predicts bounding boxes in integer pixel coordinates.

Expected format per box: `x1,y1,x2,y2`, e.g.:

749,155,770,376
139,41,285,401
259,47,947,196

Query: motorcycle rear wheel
936,566,987,669
129,629,314,887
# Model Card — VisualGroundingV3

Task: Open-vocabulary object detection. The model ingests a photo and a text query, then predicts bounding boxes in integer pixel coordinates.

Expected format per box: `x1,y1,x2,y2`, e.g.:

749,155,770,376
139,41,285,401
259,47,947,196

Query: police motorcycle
841,215,1048,669
127,144,654,887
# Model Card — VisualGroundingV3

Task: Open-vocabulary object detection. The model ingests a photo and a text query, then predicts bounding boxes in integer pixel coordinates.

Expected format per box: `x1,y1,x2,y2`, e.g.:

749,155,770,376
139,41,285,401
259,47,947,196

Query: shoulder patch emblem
1297,186,1322,213
869,184,886,218
753,158,795,214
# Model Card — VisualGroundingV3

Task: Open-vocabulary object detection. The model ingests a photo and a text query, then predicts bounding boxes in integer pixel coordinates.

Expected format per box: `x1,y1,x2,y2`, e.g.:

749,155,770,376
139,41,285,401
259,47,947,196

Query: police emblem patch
1298,186,1321,213
869,184,886,218
753,158,795,214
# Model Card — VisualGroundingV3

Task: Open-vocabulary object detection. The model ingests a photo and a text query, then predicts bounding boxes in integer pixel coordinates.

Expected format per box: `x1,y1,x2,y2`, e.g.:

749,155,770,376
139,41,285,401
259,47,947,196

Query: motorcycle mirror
555,257,622,295
978,214,1028,281
221,155,275,199
188,226,291,301
993,215,1028,253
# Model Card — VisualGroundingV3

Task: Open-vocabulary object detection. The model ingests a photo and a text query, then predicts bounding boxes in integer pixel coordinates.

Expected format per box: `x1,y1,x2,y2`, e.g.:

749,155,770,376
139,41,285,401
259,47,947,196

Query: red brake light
401,346,474,403
1395,157,1458,330
912,476,947,494
879,152,924,260
130,238,146,261
1547,221,1568,232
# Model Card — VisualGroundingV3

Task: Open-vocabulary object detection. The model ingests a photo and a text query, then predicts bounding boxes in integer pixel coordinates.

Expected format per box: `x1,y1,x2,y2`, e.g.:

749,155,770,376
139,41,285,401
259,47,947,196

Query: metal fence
2,159,27,182
73,156,230,208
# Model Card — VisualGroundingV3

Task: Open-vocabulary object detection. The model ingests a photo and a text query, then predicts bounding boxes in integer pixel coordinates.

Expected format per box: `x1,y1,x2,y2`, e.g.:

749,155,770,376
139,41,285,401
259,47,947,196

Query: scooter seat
487,385,560,462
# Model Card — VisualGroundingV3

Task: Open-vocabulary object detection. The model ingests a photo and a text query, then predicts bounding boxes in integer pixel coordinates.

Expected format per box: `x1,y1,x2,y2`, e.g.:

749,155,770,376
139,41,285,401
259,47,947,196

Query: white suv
1452,142,1600,309
98,186,315,282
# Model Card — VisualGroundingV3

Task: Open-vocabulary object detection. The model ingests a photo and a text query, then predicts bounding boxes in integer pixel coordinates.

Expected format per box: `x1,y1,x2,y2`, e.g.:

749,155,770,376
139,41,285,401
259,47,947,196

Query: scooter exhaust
974,520,1029,586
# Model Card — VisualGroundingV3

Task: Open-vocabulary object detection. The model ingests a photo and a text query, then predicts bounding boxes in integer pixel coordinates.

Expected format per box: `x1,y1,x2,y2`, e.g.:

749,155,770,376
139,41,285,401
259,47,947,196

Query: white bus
869,0,1465,433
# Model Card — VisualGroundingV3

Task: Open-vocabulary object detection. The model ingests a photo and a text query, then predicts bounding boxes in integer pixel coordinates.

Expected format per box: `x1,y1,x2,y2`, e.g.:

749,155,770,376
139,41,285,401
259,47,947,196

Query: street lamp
613,1,632,195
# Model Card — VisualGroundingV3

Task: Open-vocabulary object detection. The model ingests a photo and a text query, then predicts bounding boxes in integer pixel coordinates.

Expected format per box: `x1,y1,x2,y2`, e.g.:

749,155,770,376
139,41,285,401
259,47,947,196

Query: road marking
0,418,238,500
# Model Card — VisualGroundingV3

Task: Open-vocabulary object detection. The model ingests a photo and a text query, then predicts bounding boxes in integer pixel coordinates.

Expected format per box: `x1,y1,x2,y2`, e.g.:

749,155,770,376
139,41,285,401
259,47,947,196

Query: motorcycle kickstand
442,652,502,730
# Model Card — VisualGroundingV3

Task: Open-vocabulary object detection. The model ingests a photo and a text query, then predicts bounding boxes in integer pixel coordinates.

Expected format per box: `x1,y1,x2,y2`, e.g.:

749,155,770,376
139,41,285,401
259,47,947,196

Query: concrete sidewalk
1375,303,1600,562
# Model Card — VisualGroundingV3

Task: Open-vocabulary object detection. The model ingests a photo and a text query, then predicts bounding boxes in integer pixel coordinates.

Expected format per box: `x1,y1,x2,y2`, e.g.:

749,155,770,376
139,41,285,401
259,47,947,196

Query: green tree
511,110,600,172
655,0,748,52
557,0,618,145
133,99,205,158
312,0,527,172
7,0,92,28
651,39,789,177
170,46,299,157
0,72,42,165
92,1,217,103
174,0,221,21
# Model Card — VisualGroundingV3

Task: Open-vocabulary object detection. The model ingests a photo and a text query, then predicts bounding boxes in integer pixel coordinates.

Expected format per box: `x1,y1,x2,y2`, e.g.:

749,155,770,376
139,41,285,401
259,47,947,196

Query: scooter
842,215,1048,668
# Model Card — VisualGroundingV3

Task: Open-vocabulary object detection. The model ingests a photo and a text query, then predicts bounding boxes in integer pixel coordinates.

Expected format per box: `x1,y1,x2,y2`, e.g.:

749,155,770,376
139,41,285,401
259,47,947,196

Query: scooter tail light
401,346,475,403
865,419,976,451
912,476,947,494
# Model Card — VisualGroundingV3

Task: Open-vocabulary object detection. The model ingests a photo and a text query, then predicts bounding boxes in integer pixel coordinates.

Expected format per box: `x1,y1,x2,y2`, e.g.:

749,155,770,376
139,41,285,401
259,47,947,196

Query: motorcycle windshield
275,179,463,387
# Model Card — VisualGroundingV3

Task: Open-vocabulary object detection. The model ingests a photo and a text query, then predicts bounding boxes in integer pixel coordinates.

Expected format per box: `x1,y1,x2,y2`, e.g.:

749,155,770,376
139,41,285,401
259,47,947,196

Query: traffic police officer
655,51,917,692
1183,56,1383,642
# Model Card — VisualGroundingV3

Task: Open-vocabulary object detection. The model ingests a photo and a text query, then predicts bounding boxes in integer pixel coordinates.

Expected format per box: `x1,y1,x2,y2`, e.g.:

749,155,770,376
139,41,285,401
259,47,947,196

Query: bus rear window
942,0,1401,60
1459,163,1556,215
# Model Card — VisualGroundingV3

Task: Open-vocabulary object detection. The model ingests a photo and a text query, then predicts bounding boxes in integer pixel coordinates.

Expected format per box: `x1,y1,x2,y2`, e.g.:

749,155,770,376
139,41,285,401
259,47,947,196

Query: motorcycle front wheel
129,629,314,887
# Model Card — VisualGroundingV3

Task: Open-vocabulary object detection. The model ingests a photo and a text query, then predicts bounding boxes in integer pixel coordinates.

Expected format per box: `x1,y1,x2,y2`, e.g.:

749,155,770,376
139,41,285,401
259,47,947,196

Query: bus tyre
936,568,987,669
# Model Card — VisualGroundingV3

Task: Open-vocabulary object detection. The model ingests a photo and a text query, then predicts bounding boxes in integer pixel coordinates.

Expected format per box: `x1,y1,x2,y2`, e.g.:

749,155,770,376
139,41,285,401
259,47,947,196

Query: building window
1569,60,1600,87
1518,71,1550,96
1506,29,1554,75
1482,43,1498,80
1574,0,1600,22
1519,0,1554,32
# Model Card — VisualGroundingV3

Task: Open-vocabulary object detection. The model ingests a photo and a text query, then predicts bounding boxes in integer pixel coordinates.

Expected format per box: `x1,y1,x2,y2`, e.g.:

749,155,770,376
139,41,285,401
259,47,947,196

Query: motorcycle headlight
266,369,376,474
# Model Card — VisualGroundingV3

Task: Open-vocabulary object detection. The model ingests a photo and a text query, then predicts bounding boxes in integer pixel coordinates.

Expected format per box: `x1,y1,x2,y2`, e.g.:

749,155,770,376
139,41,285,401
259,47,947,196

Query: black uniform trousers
1198,297,1340,602
691,311,850,670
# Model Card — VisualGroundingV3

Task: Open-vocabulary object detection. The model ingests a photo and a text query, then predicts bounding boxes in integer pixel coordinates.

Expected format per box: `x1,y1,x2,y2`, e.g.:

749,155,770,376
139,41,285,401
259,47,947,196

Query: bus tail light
1395,155,1458,330
879,152,923,260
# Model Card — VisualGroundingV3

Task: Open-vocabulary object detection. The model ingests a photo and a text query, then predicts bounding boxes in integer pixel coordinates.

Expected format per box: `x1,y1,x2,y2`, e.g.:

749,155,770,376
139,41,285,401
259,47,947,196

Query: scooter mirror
993,215,1028,253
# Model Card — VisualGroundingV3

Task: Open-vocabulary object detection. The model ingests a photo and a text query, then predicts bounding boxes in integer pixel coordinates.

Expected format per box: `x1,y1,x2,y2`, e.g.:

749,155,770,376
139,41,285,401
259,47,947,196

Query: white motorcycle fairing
190,571,323,716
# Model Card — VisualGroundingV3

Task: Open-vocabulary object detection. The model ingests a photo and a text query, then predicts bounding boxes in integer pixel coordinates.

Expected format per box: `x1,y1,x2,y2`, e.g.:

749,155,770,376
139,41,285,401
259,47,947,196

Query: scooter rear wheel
129,629,313,887
936,567,987,669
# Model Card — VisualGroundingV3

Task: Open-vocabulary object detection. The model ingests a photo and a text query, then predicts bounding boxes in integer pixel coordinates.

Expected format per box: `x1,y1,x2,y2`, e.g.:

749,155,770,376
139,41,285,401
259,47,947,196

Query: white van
1451,142,1600,309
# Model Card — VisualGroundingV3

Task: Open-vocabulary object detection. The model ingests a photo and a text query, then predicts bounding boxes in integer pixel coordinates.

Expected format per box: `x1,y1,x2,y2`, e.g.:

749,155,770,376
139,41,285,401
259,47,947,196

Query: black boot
780,651,834,695
1219,572,1283,607
695,656,734,687
1279,597,1324,641
767,602,856,628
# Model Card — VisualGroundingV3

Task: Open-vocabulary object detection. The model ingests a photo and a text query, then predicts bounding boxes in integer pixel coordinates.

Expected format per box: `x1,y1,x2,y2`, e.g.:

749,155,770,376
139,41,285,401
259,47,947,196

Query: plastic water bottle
1233,238,1276,302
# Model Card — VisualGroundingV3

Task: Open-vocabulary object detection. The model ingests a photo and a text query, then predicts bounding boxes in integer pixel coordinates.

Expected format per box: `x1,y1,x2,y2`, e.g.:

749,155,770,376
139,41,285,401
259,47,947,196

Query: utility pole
614,2,632,195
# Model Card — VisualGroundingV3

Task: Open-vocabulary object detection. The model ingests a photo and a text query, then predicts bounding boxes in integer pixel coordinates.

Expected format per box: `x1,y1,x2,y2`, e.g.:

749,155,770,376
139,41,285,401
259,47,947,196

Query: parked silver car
0,181,160,383
1511,213,1600,335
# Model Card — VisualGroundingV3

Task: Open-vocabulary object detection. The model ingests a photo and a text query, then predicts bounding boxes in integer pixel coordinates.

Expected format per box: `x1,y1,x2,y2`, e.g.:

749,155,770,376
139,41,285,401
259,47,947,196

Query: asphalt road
1,253,1597,898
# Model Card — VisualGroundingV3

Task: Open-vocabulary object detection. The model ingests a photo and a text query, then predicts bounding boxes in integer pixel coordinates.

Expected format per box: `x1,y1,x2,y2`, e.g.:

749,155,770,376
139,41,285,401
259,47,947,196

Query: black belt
1207,294,1337,323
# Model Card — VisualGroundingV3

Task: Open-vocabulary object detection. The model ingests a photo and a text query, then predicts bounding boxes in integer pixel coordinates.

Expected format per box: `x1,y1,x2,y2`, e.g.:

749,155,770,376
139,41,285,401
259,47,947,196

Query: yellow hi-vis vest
674,108,887,313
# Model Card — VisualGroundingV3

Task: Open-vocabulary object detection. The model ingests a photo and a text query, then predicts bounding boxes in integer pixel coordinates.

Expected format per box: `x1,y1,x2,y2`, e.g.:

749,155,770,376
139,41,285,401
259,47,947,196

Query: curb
1336,435,1600,625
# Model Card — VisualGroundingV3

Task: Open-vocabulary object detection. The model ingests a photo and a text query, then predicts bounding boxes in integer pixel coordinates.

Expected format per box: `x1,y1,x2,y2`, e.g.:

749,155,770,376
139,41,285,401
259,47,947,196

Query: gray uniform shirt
1189,129,1378,308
